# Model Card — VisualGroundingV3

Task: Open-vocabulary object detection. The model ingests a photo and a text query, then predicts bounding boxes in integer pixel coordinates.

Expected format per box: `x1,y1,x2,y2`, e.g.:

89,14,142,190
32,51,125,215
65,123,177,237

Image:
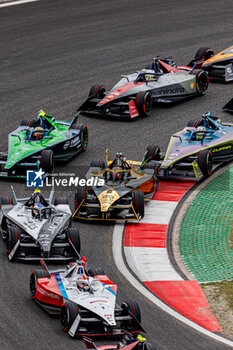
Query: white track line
0,0,38,8
112,223,233,347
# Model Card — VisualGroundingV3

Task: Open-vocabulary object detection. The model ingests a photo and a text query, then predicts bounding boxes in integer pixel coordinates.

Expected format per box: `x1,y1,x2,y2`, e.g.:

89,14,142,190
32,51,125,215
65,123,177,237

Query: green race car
0,110,88,179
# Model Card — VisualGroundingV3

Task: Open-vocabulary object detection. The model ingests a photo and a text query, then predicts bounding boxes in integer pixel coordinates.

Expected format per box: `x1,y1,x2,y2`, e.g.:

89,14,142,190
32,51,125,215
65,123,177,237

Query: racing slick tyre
70,123,88,151
40,149,54,174
132,191,144,219
0,196,14,208
193,69,209,95
195,47,214,60
89,85,106,99
90,160,106,169
6,227,21,256
67,228,81,253
197,150,213,177
30,270,50,298
60,301,80,332
54,197,69,205
144,145,160,161
187,120,203,127
135,91,153,117
20,119,37,127
75,186,87,210
121,299,141,331
88,267,105,276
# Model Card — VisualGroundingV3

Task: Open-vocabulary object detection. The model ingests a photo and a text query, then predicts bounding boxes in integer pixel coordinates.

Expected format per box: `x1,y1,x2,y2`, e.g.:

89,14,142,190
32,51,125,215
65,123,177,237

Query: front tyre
60,301,79,332
197,150,212,177
40,149,54,174
121,299,141,331
67,228,81,253
30,270,50,298
7,227,21,255
135,91,153,117
71,124,88,151
89,85,106,99
132,191,144,219
75,187,87,210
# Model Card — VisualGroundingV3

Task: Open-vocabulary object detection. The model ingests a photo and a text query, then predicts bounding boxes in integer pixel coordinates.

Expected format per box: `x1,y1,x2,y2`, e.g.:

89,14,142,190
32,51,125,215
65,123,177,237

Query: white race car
30,257,143,337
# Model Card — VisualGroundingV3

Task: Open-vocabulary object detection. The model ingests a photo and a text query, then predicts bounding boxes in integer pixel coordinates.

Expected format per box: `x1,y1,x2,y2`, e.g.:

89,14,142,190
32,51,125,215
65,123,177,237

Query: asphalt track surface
1,0,233,349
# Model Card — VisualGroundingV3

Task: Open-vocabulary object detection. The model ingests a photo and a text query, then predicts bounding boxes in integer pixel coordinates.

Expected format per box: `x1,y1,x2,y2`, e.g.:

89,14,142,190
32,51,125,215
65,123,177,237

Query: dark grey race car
78,57,209,119
0,188,81,261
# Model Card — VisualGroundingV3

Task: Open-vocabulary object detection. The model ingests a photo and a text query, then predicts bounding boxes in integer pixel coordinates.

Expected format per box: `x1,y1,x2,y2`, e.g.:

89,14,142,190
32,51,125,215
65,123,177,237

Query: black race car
0,188,80,261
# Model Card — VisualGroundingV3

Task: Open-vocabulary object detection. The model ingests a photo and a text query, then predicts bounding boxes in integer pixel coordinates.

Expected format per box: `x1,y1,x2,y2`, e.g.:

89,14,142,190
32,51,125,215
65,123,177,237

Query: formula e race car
83,333,156,350
145,112,233,179
0,109,88,179
73,150,158,221
0,188,81,261
188,45,233,82
30,257,143,337
78,56,208,119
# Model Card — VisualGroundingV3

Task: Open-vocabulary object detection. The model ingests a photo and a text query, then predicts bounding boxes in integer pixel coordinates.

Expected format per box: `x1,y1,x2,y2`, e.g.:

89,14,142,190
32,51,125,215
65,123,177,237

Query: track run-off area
1,0,233,349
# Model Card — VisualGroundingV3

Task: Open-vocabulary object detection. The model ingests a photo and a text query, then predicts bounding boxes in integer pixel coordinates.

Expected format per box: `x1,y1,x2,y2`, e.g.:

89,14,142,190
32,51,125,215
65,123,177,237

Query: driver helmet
37,109,46,118
34,127,44,140
196,126,206,140
77,275,90,291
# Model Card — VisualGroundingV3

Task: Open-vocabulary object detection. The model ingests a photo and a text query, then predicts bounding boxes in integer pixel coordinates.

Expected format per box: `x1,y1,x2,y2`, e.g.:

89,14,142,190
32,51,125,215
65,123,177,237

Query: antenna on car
49,188,54,205
11,186,18,204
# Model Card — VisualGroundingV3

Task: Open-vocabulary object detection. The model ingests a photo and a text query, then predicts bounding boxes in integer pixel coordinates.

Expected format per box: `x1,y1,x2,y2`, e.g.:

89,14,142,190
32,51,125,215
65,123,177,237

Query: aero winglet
82,336,98,349
40,259,51,278
223,98,233,113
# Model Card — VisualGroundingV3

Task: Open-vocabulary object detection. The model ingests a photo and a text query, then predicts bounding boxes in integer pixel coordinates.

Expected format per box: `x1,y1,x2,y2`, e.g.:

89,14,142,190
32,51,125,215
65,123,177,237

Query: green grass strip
180,166,233,283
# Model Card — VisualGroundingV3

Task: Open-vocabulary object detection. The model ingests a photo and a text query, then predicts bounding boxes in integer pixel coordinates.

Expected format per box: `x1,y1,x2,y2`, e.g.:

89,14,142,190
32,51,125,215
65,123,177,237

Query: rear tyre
75,187,87,210
60,301,79,332
88,267,105,277
121,299,141,331
30,270,50,298
193,69,209,95
187,120,203,127
6,227,21,255
71,124,88,151
197,150,213,177
40,150,54,174
144,145,160,161
135,91,153,117
54,197,69,205
132,191,144,219
90,160,105,169
89,85,106,99
0,196,14,208
67,228,81,253
20,119,36,127
195,47,214,60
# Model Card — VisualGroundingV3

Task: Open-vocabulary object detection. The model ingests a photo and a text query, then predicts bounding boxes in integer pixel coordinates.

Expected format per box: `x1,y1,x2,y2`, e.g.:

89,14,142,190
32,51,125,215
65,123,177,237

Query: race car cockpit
24,189,51,220
25,110,55,142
